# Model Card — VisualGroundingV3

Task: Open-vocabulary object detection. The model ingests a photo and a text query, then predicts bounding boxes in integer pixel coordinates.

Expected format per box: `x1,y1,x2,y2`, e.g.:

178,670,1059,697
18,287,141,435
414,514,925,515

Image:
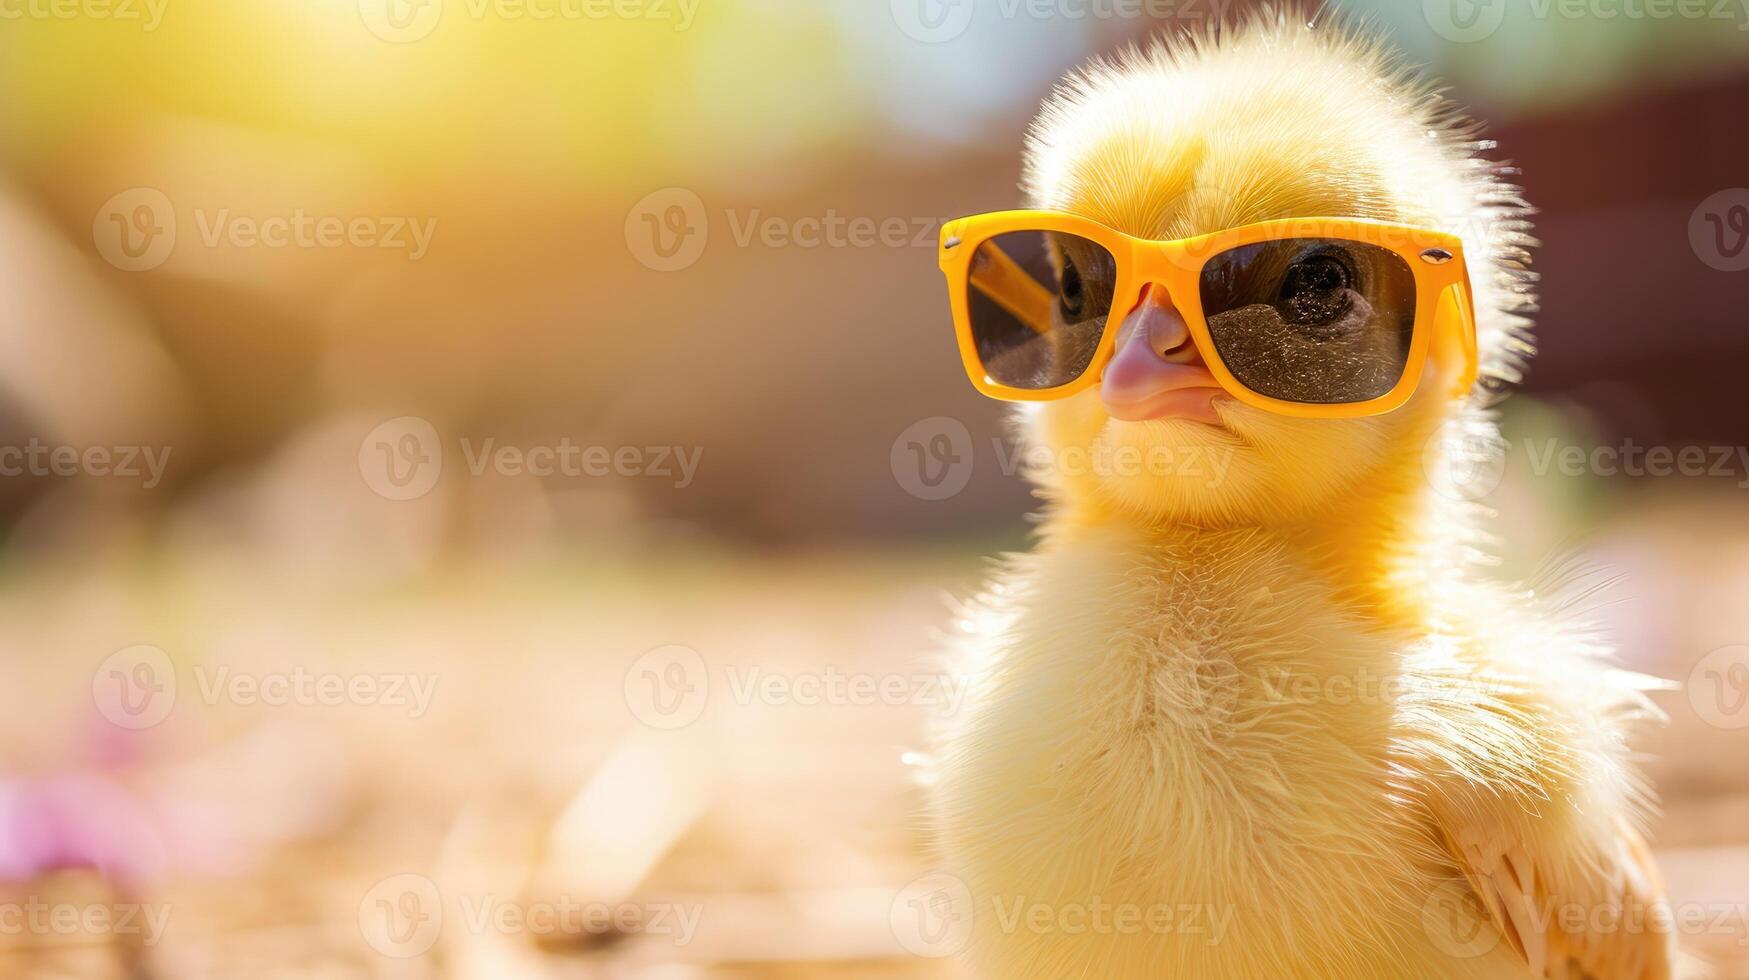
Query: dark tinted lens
1198,238,1417,404
967,231,1116,390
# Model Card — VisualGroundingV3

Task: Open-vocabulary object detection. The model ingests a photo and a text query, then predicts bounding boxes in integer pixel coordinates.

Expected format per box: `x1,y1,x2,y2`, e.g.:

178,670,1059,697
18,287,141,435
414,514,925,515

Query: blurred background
0,0,1747,976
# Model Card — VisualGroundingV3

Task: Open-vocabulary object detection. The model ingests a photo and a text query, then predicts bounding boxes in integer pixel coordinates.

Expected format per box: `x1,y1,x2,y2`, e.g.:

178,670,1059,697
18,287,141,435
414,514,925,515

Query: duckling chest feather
932,529,1469,977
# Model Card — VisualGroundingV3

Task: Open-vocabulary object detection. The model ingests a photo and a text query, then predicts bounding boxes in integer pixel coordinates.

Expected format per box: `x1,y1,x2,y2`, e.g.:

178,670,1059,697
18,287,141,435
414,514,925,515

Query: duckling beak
1099,285,1226,424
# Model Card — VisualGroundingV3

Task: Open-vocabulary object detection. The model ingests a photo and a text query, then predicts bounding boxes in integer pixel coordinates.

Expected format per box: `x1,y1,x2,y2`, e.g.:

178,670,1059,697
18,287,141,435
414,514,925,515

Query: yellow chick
929,11,1690,980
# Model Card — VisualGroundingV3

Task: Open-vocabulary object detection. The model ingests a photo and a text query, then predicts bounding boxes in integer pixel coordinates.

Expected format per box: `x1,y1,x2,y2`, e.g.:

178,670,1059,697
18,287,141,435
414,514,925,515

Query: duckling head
1013,10,1533,529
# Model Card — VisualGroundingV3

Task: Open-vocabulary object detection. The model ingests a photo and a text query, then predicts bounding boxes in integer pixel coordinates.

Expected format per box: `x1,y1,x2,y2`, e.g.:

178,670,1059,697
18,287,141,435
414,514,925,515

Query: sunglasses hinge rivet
944,236,962,249
1420,247,1454,265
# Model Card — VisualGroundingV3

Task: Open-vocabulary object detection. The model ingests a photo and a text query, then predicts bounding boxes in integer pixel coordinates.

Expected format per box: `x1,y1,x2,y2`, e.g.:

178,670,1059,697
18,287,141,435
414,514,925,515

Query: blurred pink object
0,770,171,885
0,715,349,887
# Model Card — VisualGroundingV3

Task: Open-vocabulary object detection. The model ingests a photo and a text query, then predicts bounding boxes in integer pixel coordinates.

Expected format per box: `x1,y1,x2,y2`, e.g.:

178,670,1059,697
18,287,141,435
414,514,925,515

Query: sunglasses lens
1198,238,1417,404
966,231,1116,391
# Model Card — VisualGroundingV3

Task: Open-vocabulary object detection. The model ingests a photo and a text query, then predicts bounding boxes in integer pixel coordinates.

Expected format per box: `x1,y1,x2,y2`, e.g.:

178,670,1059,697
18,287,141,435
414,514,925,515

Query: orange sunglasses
937,211,1479,418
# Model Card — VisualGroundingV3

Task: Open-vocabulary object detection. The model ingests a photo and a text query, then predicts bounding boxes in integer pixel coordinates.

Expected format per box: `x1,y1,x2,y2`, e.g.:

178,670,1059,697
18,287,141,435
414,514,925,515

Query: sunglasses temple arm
968,248,1054,335
1434,281,1480,397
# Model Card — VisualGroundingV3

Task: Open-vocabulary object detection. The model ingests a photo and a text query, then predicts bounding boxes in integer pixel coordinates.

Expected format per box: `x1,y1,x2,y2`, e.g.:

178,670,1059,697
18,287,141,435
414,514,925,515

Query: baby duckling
930,11,1684,980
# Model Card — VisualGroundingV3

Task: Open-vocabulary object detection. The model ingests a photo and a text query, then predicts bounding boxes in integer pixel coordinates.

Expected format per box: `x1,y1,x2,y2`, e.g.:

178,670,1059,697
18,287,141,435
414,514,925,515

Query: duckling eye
1279,250,1356,333
1058,253,1085,317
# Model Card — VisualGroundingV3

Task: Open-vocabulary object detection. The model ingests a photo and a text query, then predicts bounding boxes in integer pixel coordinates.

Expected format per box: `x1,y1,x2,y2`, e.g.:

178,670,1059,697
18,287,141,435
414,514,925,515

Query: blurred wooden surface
0,490,1746,977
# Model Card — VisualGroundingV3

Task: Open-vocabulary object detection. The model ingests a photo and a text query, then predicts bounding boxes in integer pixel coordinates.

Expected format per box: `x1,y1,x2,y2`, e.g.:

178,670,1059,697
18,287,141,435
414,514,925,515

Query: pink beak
1100,285,1226,424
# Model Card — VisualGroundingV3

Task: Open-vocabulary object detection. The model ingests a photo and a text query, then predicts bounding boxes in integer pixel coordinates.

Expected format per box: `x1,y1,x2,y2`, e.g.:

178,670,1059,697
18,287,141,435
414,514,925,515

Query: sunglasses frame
938,210,1479,418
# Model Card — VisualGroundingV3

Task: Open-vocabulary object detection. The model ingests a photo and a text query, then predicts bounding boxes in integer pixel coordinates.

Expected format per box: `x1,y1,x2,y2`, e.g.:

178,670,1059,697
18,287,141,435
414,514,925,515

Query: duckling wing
1437,812,1674,980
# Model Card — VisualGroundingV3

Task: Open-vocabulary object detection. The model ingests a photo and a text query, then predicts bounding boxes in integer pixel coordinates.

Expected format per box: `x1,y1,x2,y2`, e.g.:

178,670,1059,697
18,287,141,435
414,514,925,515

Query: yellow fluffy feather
929,10,1691,979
